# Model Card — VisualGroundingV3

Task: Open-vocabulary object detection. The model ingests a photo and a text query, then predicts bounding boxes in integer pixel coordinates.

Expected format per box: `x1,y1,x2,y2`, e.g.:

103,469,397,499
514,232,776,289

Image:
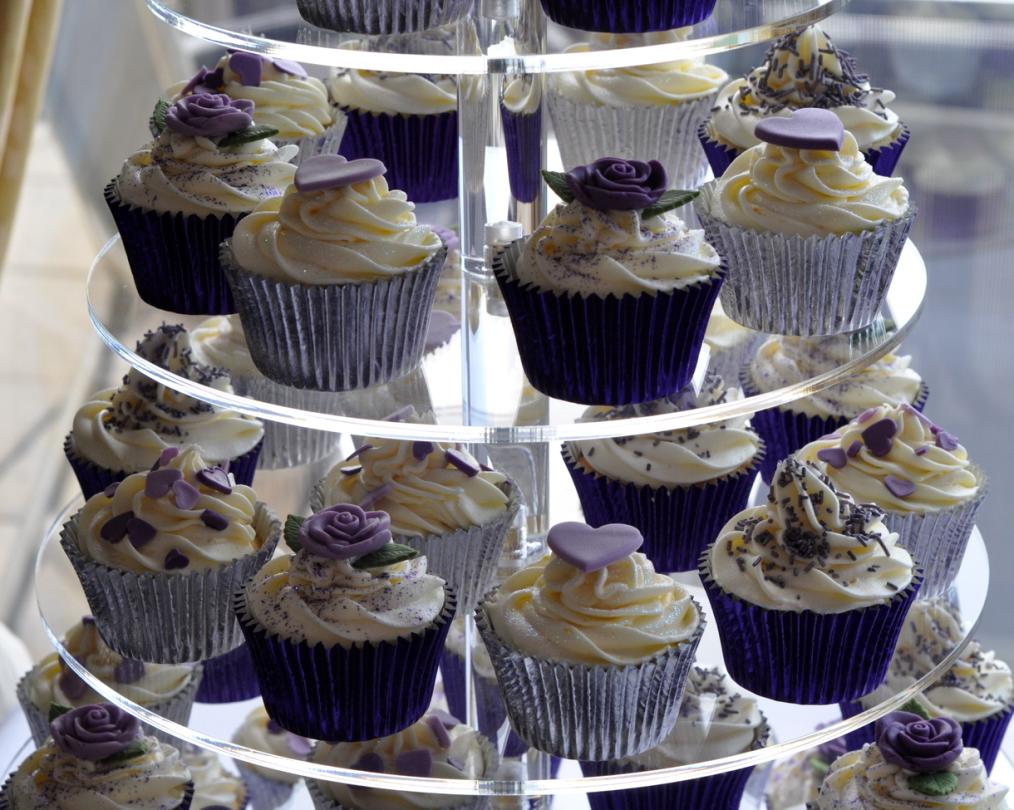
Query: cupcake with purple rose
0,703,193,809
222,154,447,391
539,0,717,34
494,157,724,405
695,107,915,336
107,92,297,314
502,74,544,203
61,445,280,664
563,373,764,572
799,403,985,596
231,706,310,810
297,0,472,36
65,323,264,498
700,457,921,704
181,745,246,810
236,503,454,741
700,26,909,177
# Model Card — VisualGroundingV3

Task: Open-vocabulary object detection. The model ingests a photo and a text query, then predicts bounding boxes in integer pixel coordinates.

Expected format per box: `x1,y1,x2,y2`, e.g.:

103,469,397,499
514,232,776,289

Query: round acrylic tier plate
87,234,927,444
37,496,988,797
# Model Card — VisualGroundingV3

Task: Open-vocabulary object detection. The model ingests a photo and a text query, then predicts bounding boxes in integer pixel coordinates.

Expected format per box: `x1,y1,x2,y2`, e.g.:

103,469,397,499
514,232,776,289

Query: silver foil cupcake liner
297,0,473,35
223,241,446,392
695,186,917,336
548,93,715,190
242,377,344,469
60,504,281,664
235,764,299,810
275,117,347,167
475,594,705,761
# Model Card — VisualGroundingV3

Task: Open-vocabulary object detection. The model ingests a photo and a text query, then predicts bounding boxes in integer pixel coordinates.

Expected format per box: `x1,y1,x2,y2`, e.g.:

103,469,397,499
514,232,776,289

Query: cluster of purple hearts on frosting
166,93,255,138
754,108,845,152
565,158,667,212
183,51,307,96
351,711,462,778
50,703,140,762
548,521,644,573
875,711,963,773
300,503,392,560
294,154,386,194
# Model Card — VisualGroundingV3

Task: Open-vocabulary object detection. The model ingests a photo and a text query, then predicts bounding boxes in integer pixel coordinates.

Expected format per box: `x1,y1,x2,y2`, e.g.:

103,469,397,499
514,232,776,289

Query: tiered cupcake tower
10,0,1004,806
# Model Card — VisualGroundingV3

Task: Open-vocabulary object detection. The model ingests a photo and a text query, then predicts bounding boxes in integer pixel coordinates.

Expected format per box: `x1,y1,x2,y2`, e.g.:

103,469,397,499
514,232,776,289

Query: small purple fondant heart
173,480,201,510
287,734,312,757
353,752,385,773
114,659,145,684
229,51,263,86
347,444,373,461
58,668,88,701
294,155,385,193
846,440,863,458
884,475,916,498
127,517,158,548
103,482,119,498
857,408,879,424
446,449,480,477
164,549,190,570
915,446,929,456
446,756,465,771
936,431,959,451
861,418,897,457
100,512,134,543
425,715,451,748
340,465,363,476
547,522,643,573
395,749,432,778
359,483,392,509
151,447,179,471
196,467,232,494
816,447,848,470
384,405,415,422
428,709,459,729
754,108,845,152
201,509,229,531
413,441,435,461
272,57,307,77
145,468,182,499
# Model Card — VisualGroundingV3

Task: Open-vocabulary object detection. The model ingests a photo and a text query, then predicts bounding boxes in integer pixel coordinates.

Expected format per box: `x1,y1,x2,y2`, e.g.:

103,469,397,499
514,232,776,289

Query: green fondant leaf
541,170,574,204
899,698,932,720
641,189,700,220
808,756,830,778
219,125,279,148
352,542,419,570
48,703,72,722
98,741,149,767
909,770,958,797
149,99,170,138
284,515,306,553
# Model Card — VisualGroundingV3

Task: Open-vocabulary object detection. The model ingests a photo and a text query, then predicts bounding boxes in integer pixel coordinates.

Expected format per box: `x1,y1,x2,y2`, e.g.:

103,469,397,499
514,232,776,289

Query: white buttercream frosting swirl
328,69,456,115
181,746,245,810
232,706,310,783
189,315,259,380
705,299,755,352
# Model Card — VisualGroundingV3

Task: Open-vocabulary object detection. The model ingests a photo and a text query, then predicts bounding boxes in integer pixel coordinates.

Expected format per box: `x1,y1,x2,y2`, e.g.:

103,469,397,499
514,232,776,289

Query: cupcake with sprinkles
231,706,310,810
799,403,986,596
61,444,280,664
699,456,921,703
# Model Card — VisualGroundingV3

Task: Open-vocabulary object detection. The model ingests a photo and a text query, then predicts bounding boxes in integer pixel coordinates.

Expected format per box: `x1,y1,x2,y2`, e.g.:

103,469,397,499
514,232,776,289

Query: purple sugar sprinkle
173,480,200,510
353,752,385,773
857,408,879,423
201,509,228,531
395,749,433,778
884,475,916,498
446,449,481,477
126,517,158,548
266,720,285,735
346,444,373,461
164,549,190,570
816,447,848,469
145,468,182,498
287,734,312,757
936,431,959,451
58,668,88,701
359,483,393,508
100,512,134,543
151,447,179,471
103,482,119,498
846,440,863,458
861,418,897,457
425,715,452,748
196,467,232,494
412,441,435,460
384,405,415,422
915,446,929,456
114,659,145,684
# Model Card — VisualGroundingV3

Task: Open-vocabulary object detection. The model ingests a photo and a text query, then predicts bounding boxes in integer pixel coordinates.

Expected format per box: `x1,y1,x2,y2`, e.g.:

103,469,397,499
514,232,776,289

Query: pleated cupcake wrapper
242,378,344,469
698,551,923,704
696,188,917,336
236,587,456,741
223,241,446,392
501,105,543,204
275,117,347,167
236,764,299,810
0,777,195,810
475,593,706,761
493,241,724,406
548,93,715,191
60,505,281,664
297,0,472,35
105,181,241,315
337,104,458,202
697,121,740,178
538,0,718,32
704,334,762,394
862,124,911,177
561,444,763,573
441,647,509,744
194,642,261,703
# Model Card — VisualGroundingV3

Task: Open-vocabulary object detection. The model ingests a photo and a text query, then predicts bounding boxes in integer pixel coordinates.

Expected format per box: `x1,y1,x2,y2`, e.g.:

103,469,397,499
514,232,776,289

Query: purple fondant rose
300,503,392,560
565,158,667,212
876,711,963,773
166,93,254,138
50,703,140,762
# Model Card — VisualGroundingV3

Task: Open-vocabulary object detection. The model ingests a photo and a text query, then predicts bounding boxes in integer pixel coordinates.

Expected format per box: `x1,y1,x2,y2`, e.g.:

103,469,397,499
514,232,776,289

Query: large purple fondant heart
754,108,845,152
229,52,263,87
295,155,386,193
547,521,643,573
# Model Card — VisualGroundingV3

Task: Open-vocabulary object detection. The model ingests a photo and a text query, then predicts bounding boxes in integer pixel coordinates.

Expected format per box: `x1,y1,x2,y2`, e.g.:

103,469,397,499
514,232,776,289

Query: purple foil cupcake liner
60,505,280,664
696,187,917,336
440,647,510,745
0,777,194,810
337,105,458,202
223,242,446,392
64,433,263,500
235,764,298,810
194,643,261,703
697,121,740,178
475,593,705,760
242,379,344,470
297,0,472,35
562,444,763,573
539,0,718,32
864,124,911,177
501,105,542,203
236,588,455,741
493,241,724,406
105,181,240,315
699,551,923,704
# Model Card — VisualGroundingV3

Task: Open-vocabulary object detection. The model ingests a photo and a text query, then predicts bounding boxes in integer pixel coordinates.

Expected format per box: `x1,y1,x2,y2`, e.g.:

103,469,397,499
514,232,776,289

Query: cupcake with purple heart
700,456,921,704
170,51,340,165
16,617,200,746
296,0,472,35
307,710,497,810
61,445,280,664
494,157,724,405
799,403,985,596
236,502,454,741
107,92,297,314
477,521,705,760
539,0,717,33
181,745,246,810
695,107,915,336
65,324,264,499
231,706,310,810
701,26,909,178
222,154,447,391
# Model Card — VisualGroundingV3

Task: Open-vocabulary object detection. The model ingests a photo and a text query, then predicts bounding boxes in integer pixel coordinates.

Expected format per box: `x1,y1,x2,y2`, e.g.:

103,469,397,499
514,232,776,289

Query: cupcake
701,25,909,177
563,374,765,573
181,745,247,810
193,642,260,704
107,92,297,314
799,403,985,596
813,710,1008,808
502,75,544,204
236,503,454,741
494,157,724,405
222,154,447,391
308,710,498,810
328,66,458,202
840,598,1013,773
312,438,518,611
65,323,264,498
231,706,310,810
539,0,717,34
171,51,340,164
695,108,915,336
764,726,849,810
744,337,927,483
296,0,472,36
581,665,770,810
1,703,193,809
477,521,705,760
16,617,200,746
703,299,760,387
61,444,280,664
549,31,727,190
700,457,921,704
